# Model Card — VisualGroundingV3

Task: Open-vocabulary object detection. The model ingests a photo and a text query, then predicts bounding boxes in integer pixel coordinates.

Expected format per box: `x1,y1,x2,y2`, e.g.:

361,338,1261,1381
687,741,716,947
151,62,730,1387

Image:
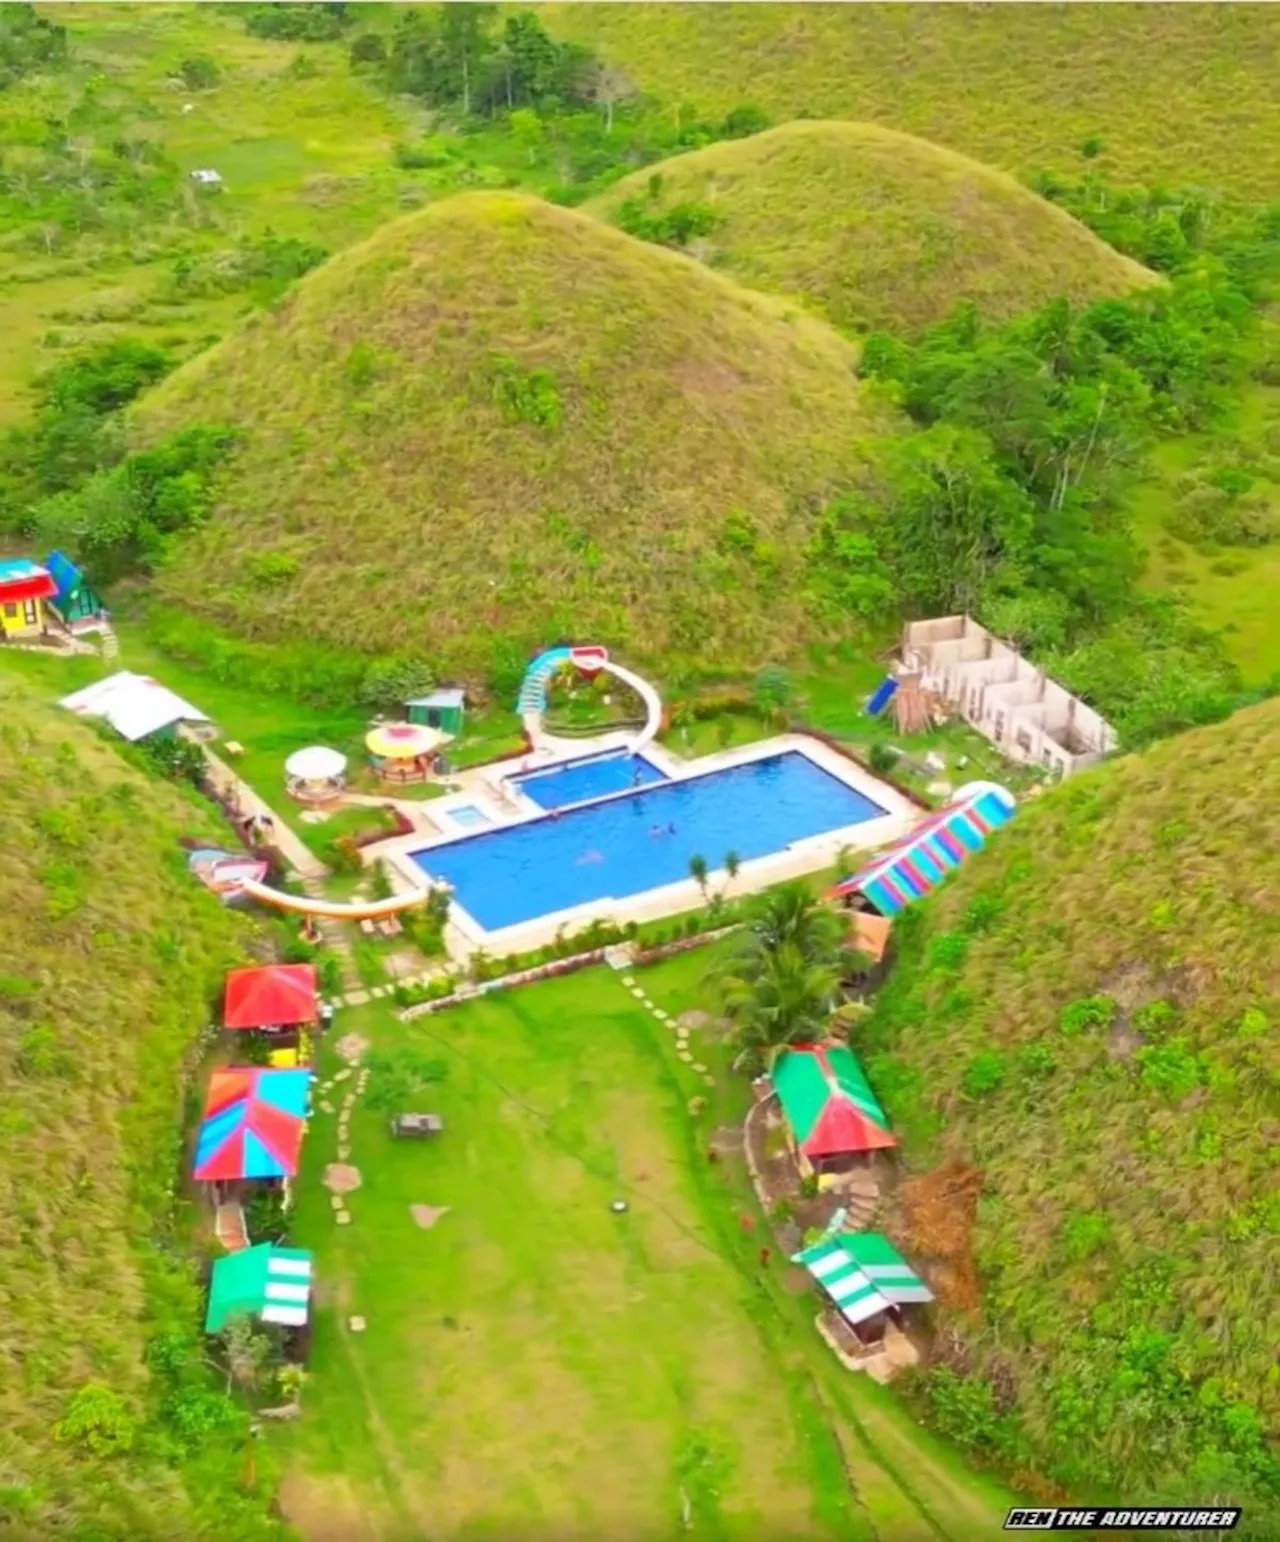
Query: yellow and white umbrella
365,722,446,760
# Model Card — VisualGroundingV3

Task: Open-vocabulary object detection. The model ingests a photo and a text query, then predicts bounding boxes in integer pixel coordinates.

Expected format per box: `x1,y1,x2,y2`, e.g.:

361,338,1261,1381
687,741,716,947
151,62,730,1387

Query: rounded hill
861,700,1280,1514
0,674,257,1537
135,191,892,680
588,121,1158,335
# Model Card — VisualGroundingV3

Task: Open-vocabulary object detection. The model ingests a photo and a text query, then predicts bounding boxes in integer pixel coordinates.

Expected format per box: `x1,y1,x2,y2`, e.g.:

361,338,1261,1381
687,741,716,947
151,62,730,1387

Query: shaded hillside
544,4,1280,200
0,676,276,1540
135,191,892,680
861,702,1280,1515
588,122,1157,336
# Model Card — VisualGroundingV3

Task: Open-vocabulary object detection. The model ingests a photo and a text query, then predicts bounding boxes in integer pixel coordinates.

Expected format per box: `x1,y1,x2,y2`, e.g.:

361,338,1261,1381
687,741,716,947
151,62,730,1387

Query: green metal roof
791,1231,932,1326
771,1043,894,1156
205,1243,313,1334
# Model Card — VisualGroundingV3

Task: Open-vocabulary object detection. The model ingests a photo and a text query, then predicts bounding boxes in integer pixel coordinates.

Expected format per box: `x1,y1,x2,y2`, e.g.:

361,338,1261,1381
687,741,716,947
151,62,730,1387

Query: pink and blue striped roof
832,782,1016,916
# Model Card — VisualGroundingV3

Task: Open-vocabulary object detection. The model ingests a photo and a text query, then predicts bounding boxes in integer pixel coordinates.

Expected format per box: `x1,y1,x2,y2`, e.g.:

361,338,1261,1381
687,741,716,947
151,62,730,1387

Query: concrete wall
902,617,1118,778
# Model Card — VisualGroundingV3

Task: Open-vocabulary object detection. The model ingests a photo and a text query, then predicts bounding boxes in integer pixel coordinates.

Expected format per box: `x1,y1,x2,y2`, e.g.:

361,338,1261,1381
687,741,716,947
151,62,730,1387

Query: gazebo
192,1067,311,1194
284,745,347,805
365,721,447,785
771,1043,896,1175
223,964,317,1064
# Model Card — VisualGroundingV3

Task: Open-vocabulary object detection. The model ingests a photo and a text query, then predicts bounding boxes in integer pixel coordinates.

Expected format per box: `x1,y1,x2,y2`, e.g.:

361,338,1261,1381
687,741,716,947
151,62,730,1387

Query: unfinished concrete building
901,616,1117,779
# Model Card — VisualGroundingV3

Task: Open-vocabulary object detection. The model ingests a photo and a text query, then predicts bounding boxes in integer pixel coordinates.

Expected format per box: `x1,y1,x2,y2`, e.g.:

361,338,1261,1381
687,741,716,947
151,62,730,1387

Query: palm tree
722,849,741,897
721,943,842,1075
688,852,709,900
745,881,844,967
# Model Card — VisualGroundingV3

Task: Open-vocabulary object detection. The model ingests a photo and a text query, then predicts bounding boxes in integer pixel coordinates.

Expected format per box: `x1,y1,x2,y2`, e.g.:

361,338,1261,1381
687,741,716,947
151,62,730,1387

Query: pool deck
365,733,919,960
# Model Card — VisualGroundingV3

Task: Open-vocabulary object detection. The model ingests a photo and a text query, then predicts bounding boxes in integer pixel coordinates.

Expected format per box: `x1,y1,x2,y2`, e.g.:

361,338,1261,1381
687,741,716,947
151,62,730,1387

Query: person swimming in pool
576,848,604,865
649,825,663,837
667,822,677,835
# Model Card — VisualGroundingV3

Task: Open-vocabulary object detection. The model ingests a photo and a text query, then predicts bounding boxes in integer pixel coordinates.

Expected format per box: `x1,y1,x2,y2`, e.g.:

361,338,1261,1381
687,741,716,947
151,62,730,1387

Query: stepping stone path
617,971,718,1089
692,1062,708,1075
334,1069,352,1083
349,1316,366,1333
337,1212,352,1226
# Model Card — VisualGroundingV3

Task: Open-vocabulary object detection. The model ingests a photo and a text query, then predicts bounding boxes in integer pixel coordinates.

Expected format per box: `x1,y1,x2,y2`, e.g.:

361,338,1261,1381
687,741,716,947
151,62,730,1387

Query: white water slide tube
239,879,435,920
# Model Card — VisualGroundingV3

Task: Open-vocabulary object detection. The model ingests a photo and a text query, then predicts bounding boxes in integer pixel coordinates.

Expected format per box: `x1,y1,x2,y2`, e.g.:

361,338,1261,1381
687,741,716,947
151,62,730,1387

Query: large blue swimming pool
512,749,667,811
412,751,887,931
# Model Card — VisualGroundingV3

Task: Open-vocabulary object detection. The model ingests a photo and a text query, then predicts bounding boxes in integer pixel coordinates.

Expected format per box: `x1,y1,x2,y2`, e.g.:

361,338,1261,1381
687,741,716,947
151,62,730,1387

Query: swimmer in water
649,825,663,837
667,822,677,836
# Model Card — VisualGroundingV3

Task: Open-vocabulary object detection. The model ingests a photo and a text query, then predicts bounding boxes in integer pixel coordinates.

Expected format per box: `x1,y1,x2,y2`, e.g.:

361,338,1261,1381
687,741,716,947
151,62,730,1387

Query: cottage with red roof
770,1043,896,1177
0,558,56,641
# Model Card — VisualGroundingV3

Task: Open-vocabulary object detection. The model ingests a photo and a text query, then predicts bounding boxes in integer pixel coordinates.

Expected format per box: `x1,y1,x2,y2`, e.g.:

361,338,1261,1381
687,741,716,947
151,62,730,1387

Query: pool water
513,750,667,811
450,804,493,830
413,751,887,932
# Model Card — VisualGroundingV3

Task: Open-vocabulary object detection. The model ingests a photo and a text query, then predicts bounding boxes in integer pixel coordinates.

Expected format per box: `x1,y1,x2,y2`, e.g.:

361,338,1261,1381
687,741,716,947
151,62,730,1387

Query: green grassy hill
588,121,1156,336
544,4,1280,200
135,190,894,681
0,676,276,1540
861,701,1280,1516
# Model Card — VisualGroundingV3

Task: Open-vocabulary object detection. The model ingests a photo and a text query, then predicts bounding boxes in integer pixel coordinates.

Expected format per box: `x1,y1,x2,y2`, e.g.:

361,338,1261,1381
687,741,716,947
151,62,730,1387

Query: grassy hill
134,190,893,682
0,675,277,1540
860,702,1280,1516
587,121,1156,336
544,4,1280,200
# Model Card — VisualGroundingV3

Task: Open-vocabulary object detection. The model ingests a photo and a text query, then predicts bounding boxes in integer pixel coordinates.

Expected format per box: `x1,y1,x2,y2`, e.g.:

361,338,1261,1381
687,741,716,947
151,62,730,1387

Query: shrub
961,1049,1006,1098
349,31,386,67
868,741,898,776
490,356,561,430
178,55,220,90
54,1383,136,1457
1059,994,1115,1036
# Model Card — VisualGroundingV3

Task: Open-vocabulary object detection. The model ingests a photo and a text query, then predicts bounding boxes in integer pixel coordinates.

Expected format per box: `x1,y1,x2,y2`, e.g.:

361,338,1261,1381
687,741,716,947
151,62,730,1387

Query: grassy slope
0,3,417,422
283,960,1012,1541
0,676,267,1538
589,121,1157,336
544,5,1280,200
135,191,891,680
861,700,1280,1507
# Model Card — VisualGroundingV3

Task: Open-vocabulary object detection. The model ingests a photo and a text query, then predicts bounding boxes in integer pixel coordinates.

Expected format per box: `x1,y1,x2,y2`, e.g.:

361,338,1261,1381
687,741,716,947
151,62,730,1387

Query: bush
54,1383,137,1457
178,55,220,90
868,741,898,776
349,31,386,67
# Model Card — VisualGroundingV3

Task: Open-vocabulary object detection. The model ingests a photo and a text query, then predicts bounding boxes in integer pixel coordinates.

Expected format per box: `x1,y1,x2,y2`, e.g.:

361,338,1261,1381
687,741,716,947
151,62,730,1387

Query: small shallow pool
512,749,667,811
449,804,494,831
413,750,888,932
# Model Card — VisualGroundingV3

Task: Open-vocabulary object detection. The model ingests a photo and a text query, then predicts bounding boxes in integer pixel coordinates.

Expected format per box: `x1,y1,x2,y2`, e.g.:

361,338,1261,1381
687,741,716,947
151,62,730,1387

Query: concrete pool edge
369,734,918,959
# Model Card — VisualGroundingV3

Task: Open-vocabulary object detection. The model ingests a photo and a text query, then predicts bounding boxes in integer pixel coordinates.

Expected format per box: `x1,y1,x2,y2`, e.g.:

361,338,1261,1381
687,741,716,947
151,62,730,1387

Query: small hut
205,1243,314,1333
223,964,317,1065
791,1230,933,1348
284,745,347,805
406,688,465,735
44,550,105,630
771,1043,896,1175
0,558,56,640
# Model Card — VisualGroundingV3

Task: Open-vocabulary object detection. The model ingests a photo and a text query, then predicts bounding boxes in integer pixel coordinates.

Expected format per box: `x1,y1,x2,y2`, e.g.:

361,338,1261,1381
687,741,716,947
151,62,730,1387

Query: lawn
280,954,1013,1541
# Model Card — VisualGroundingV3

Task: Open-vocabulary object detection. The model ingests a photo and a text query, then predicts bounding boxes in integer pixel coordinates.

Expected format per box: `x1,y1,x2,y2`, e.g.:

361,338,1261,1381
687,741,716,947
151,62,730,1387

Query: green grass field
544,5,1280,200
589,121,1156,336
282,956,1013,1541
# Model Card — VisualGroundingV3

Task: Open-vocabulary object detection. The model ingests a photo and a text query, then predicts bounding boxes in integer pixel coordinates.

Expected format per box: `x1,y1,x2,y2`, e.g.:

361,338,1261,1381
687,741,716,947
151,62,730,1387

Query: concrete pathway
202,747,328,881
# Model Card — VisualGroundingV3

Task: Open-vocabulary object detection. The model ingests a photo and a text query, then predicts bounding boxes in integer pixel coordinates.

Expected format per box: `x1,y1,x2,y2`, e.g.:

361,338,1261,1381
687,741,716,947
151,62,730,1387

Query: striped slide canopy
791,1231,933,1327
831,780,1015,916
205,1243,314,1332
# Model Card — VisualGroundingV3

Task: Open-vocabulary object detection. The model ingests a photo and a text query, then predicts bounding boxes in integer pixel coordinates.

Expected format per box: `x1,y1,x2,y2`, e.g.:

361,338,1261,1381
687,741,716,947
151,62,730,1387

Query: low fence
399,924,739,1021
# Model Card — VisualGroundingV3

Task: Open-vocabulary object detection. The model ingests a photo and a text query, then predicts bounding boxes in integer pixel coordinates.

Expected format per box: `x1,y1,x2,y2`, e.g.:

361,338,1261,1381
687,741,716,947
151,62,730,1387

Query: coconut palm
688,852,709,900
721,942,842,1074
722,849,741,897
745,881,845,967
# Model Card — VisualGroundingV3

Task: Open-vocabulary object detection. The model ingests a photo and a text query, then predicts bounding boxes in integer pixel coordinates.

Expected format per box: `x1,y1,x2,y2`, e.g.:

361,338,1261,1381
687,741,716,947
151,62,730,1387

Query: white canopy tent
60,671,210,743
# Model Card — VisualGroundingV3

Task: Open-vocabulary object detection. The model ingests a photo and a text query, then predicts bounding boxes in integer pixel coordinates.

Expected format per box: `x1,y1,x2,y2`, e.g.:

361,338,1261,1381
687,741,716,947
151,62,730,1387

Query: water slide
516,645,661,753
238,878,435,921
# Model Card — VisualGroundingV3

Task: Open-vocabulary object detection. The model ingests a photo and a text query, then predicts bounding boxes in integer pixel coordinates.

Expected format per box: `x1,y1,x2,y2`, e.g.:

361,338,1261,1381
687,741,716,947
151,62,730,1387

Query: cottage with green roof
792,1230,933,1346
770,1043,895,1176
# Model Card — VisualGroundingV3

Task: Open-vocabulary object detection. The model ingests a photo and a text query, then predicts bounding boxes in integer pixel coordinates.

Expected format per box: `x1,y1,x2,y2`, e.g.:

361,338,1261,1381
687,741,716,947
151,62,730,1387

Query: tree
722,850,741,897
509,107,544,165
870,423,1036,616
743,882,845,967
178,56,220,91
438,3,495,115
688,853,709,900
721,943,841,1074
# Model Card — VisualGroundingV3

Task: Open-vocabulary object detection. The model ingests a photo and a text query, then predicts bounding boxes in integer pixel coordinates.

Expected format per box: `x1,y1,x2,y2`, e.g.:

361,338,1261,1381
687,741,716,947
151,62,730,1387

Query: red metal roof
0,567,57,605
223,964,318,1030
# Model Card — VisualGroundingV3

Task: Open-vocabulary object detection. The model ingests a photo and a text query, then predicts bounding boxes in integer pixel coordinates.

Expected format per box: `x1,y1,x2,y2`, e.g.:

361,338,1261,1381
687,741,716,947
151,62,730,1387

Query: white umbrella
285,746,347,781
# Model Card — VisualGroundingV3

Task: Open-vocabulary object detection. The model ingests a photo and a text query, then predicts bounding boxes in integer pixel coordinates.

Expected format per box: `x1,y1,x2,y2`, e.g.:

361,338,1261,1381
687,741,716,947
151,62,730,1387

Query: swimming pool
412,751,888,932
512,749,667,811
